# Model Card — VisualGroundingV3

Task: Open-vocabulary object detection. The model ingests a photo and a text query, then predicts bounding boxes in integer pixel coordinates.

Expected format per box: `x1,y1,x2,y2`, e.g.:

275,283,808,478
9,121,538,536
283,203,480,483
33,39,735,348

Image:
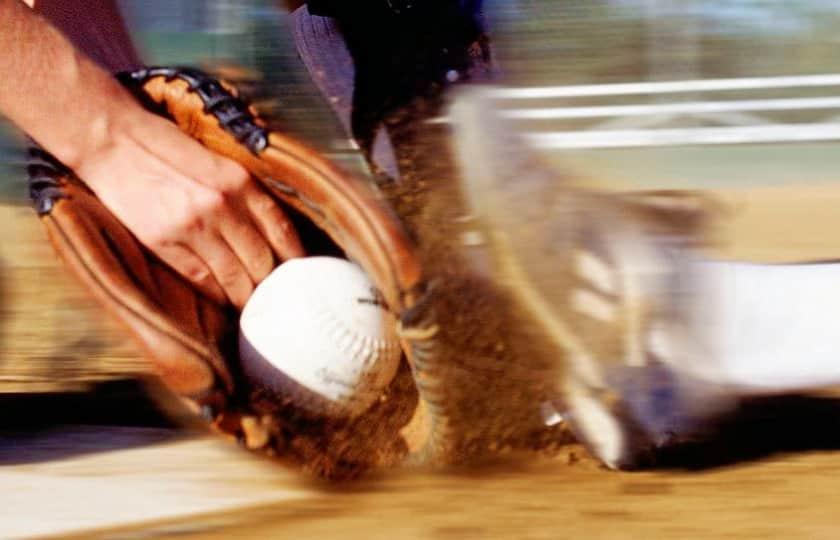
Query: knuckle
253,193,278,214
216,264,245,288
184,264,212,284
277,219,298,240
197,191,226,215
174,211,204,234
140,224,184,250
219,164,251,195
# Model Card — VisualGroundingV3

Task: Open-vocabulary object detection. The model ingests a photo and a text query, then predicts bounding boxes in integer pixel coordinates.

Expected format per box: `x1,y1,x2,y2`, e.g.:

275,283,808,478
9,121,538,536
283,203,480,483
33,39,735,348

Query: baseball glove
26,67,444,479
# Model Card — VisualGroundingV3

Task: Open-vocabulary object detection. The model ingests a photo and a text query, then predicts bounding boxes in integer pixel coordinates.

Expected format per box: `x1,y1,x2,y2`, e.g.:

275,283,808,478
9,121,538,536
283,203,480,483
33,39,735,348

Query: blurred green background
490,0,840,85
3,0,840,200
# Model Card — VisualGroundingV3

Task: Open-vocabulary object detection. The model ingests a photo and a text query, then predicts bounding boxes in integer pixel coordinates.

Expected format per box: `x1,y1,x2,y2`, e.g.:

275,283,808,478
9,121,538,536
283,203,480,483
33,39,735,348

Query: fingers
163,165,304,308
154,243,227,305
76,115,309,310
159,236,255,310
242,185,306,262
216,164,305,285
205,186,305,308
217,204,276,284
213,190,305,306
198,231,257,309
202,157,305,264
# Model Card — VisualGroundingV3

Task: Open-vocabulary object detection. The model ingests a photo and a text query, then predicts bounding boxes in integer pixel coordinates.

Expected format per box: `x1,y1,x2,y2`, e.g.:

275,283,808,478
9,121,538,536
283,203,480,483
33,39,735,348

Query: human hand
0,3,302,307
74,109,304,309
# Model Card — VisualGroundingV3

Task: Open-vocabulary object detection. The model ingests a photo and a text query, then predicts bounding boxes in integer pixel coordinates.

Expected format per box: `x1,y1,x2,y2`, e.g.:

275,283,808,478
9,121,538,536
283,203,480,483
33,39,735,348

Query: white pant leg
685,259,840,394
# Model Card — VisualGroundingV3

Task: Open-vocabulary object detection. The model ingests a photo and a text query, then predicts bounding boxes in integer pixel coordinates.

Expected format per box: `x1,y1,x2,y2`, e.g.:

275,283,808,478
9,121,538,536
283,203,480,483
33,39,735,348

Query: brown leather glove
27,67,442,479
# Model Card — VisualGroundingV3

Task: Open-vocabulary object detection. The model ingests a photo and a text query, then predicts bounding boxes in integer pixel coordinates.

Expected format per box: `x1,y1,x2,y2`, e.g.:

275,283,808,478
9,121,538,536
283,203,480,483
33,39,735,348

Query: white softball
238,256,402,418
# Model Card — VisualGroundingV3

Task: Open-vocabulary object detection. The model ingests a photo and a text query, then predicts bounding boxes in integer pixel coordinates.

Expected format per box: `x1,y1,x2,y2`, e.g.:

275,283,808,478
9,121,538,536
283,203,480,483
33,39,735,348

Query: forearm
33,0,142,74
0,0,144,169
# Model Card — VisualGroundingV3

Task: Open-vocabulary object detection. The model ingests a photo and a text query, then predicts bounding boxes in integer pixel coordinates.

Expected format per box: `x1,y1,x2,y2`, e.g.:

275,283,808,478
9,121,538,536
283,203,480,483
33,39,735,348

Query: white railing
475,74,840,149
489,73,840,99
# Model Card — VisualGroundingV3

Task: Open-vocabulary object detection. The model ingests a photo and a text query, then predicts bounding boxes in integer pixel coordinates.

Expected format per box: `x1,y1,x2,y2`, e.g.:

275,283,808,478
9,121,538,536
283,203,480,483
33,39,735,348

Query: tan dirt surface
6,427,838,540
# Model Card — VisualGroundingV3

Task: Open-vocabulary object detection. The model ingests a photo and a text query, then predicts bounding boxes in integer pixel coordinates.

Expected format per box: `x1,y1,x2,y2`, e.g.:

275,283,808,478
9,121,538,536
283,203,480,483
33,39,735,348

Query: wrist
65,105,152,194
28,54,144,172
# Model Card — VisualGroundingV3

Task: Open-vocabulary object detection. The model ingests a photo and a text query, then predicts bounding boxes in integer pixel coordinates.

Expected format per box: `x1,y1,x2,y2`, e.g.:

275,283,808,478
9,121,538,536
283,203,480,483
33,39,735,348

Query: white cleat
450,88,736,469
